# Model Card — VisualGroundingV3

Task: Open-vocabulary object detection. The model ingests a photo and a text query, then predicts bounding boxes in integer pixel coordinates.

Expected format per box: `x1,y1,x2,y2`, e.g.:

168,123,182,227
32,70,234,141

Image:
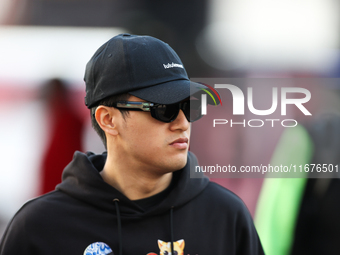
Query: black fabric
114,199,122,255
133,178,174,211
291,179,340,255
0,151,264,255
291,115,340,255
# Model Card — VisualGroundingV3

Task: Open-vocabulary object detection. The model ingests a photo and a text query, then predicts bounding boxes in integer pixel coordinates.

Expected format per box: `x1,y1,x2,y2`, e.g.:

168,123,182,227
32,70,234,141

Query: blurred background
0,0,340,254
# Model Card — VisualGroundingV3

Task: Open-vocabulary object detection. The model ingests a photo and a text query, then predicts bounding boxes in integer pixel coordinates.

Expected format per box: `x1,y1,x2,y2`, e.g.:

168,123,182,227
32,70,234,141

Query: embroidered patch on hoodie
147,239,185,255
84,242,113,255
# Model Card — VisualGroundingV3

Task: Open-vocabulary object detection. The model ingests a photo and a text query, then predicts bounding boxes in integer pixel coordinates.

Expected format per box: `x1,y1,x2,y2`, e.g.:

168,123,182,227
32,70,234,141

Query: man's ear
95,106,119,136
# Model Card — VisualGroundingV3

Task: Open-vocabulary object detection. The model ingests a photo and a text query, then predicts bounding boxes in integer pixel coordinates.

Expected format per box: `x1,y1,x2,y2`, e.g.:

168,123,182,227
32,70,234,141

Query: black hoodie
0,151,264,255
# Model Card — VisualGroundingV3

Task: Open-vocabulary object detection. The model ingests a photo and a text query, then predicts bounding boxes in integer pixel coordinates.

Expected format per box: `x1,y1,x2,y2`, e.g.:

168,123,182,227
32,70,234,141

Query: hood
56,151,209,217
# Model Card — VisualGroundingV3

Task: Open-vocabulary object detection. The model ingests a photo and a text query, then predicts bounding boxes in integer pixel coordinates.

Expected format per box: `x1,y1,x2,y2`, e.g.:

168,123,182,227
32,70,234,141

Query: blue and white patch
83,242,113,255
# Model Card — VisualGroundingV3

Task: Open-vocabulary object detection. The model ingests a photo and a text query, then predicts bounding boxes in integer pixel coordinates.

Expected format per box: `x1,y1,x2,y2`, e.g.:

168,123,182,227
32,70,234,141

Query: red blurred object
40,78,84,195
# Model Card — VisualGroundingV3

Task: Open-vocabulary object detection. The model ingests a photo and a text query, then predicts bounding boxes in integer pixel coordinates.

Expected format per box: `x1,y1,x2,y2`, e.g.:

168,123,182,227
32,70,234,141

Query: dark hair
91,93,130,148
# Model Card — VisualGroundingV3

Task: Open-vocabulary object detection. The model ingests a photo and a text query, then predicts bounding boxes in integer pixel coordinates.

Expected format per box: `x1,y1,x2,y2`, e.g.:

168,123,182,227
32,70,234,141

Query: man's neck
100,156,173,201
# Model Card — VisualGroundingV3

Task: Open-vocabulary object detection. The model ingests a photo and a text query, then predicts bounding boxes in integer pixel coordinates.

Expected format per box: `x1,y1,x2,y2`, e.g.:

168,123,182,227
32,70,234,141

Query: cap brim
129,79,219,105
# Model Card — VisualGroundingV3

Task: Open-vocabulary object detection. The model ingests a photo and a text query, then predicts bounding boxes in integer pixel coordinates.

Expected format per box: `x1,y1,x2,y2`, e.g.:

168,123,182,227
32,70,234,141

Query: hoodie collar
57,151,209,217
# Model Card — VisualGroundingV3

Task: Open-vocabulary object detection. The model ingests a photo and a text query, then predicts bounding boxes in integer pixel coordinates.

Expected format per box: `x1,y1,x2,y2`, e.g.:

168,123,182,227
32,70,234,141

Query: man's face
114,95,191,175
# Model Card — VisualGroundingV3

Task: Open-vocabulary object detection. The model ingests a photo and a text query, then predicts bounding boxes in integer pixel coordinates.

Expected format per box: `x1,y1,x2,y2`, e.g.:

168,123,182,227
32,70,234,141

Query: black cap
84,34,216,108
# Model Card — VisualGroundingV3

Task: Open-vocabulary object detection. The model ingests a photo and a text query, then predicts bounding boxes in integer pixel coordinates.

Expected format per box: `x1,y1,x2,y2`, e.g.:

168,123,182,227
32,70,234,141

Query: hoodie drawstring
114,198,123,255
170,206,174,255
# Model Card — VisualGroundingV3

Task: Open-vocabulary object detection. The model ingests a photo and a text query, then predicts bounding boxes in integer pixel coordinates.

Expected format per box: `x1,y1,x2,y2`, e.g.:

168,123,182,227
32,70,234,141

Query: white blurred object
0,26,126,88
0,101,46,221
197,0,340,72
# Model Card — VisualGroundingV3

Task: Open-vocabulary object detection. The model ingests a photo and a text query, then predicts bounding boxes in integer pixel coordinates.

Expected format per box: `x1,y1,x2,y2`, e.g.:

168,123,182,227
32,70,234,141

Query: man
0,34,264,255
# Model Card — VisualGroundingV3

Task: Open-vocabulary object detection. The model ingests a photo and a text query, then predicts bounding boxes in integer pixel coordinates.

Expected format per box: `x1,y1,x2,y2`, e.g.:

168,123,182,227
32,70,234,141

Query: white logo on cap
163,62,184,69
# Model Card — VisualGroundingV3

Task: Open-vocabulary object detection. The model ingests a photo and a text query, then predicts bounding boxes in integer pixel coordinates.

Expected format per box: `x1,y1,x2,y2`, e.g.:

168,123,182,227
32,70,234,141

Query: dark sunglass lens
184,100,202,122
154,104,179,122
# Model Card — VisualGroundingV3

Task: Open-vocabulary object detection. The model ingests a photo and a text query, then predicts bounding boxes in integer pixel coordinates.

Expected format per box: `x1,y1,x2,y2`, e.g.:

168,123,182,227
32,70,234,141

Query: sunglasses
112,100,202,123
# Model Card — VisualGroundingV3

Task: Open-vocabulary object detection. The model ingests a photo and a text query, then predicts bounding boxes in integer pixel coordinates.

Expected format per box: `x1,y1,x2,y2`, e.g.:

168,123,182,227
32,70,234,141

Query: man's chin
169,157,188,172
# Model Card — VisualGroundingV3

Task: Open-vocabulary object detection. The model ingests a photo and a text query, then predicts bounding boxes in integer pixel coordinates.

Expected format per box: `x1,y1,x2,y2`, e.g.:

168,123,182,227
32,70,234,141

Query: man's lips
170,138,189,149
